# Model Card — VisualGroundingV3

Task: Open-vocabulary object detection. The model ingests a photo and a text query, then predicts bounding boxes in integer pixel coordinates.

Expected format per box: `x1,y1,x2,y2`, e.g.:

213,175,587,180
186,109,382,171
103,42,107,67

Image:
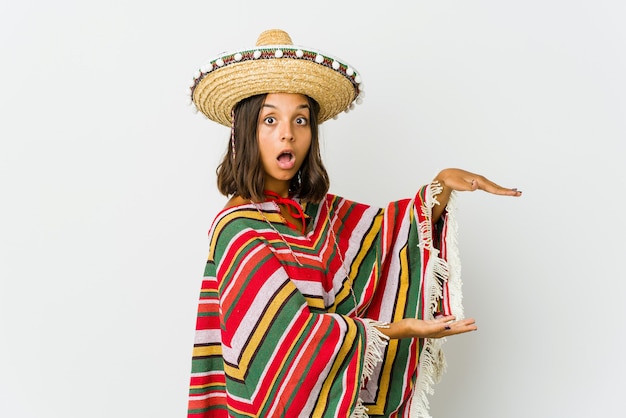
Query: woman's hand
435,168,522,196
432,168,522,222
378,315,477,339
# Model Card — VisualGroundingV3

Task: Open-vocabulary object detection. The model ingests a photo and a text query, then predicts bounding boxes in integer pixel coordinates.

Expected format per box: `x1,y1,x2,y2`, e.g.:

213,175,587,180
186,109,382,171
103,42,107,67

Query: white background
1,1,625,417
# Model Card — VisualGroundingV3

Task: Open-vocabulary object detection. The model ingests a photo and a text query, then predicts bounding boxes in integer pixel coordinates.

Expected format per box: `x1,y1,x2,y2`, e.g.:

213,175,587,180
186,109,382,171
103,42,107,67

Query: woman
187,29,521,418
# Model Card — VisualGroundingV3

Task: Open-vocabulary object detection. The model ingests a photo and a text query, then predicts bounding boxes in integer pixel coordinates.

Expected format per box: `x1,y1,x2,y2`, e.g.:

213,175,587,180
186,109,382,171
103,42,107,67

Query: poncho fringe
351,320,390,418
410,185,461,418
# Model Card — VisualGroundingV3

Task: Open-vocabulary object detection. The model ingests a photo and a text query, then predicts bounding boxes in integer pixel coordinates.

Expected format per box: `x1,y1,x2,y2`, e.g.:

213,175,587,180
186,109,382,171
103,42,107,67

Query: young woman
187,29,521,418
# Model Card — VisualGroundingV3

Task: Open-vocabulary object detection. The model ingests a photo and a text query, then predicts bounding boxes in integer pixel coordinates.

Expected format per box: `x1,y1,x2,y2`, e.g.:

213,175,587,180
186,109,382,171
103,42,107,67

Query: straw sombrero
189,29,363,127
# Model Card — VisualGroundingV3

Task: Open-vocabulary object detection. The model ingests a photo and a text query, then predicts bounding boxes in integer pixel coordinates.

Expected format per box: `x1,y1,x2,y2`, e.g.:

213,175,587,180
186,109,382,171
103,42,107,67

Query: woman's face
257,93,312,196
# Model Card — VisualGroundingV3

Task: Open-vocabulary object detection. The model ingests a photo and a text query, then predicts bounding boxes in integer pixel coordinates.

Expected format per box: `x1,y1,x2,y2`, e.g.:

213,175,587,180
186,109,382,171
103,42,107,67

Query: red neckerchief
263,190,307,234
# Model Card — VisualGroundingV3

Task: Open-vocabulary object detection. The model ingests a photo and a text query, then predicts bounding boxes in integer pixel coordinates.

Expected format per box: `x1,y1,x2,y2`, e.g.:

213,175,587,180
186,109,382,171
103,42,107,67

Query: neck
263,179,291,198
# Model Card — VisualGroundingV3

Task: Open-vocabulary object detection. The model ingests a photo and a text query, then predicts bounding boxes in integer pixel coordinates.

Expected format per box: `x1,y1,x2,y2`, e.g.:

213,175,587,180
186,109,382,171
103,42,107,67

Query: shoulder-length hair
216,93,330,203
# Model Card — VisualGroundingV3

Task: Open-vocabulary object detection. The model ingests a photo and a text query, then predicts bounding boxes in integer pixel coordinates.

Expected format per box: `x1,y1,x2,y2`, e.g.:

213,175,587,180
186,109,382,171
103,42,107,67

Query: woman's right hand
377,315,477,340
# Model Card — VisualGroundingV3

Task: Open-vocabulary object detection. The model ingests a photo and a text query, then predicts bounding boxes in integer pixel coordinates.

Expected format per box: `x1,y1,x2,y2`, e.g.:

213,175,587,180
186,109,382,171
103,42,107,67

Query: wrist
377,319,412,340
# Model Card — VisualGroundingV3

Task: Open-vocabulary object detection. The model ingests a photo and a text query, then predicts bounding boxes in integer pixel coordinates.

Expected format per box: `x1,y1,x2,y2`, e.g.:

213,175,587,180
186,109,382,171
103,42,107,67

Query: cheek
258,148,273,170
303,138,312,155
256,125,273,148
257,137,272,160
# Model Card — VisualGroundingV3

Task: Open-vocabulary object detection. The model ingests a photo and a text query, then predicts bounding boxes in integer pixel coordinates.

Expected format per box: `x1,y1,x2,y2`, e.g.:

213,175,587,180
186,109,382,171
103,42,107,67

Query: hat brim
192,48,359,127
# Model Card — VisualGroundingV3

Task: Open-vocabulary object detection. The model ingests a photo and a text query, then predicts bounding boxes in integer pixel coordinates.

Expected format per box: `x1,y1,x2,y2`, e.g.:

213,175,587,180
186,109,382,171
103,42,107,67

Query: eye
264,116,276,124
295,117,308,126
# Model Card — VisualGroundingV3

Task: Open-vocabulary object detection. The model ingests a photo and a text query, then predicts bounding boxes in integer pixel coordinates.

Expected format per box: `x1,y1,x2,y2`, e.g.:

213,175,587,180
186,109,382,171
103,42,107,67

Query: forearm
375,319,412,339
431,176,452,224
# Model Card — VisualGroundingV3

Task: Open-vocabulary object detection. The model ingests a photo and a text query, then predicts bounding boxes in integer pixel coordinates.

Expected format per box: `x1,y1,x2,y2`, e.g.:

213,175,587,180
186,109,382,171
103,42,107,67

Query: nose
280,123,294,142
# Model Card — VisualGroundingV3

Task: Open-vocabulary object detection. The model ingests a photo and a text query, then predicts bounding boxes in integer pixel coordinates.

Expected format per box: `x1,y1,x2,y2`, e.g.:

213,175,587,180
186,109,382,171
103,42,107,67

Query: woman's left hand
435,168,522,196
431,168,522,222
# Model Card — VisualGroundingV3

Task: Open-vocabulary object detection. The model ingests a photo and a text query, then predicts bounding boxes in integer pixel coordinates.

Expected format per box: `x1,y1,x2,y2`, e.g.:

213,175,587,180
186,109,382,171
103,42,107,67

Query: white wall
1,1,624,417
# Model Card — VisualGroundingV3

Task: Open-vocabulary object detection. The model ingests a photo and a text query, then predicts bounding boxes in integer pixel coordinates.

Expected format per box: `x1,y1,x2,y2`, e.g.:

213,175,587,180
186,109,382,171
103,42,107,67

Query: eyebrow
261,103,310,111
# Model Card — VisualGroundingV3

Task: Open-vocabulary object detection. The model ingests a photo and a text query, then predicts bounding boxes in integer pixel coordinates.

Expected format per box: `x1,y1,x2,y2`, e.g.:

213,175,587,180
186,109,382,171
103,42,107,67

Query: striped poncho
188,184,462,417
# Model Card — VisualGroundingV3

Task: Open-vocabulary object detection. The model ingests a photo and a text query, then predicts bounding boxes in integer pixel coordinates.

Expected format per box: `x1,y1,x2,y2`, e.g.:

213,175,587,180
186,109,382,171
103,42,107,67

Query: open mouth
276,151,295,169
277,151,294,163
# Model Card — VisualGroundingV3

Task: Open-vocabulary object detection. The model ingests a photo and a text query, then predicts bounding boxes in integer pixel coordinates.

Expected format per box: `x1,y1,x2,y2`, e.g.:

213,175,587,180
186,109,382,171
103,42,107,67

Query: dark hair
216,94,330,203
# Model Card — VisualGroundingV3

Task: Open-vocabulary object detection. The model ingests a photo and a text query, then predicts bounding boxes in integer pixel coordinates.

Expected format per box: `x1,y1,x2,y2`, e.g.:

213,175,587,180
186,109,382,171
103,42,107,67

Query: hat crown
256,29,293,46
